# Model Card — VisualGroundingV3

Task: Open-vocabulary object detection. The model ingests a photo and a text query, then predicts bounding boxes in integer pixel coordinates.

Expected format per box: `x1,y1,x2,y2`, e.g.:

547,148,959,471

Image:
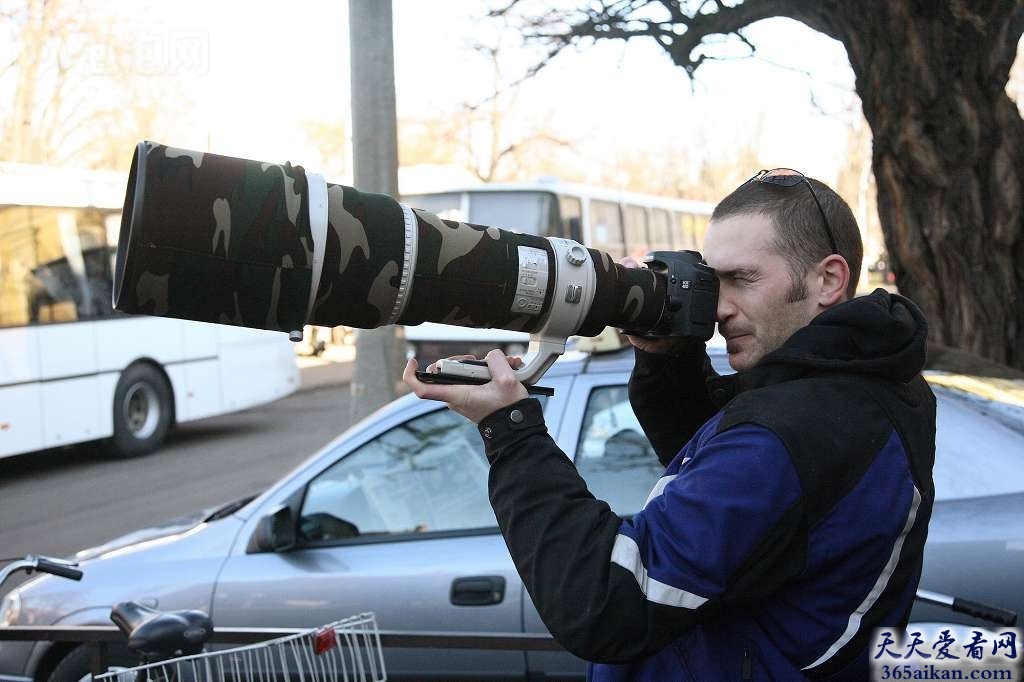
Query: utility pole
348,0,406,422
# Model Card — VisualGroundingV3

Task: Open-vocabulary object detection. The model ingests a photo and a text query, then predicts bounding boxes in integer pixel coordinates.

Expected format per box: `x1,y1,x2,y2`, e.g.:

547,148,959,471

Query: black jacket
478,289,936,679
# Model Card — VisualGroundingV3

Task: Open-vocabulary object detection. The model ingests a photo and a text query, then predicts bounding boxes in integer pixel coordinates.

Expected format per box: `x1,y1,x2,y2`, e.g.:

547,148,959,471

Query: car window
299,408,495,543
574,385,663,515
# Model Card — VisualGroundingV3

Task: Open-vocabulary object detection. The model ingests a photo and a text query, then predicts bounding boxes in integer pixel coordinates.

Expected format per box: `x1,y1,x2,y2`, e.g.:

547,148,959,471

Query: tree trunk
838,1,1024,369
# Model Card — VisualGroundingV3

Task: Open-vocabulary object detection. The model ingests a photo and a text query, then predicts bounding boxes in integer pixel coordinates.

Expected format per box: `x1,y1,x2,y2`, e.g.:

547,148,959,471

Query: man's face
703,213,820,371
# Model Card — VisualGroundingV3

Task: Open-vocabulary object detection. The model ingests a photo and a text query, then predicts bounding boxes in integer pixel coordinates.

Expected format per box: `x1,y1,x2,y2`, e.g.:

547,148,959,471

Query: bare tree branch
495,0,847,83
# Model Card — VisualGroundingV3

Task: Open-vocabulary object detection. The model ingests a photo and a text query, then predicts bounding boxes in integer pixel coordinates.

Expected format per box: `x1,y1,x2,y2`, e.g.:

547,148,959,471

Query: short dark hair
711,176,863,300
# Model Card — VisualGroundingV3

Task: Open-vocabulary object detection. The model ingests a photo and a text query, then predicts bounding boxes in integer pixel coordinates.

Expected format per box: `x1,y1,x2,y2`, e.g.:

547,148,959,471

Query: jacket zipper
742,647,753,680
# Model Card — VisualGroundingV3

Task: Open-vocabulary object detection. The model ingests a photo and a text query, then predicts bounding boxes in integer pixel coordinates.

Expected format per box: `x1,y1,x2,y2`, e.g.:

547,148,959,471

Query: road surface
0,383,354,562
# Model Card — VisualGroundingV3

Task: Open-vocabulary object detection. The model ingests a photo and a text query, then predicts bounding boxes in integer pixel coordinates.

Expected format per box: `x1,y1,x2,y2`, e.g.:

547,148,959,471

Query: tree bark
834,1,1024,369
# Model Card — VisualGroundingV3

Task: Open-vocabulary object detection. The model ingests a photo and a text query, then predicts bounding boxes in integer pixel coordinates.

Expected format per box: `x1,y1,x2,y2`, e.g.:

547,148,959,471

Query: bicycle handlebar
34,557,83,581
0,555,83,588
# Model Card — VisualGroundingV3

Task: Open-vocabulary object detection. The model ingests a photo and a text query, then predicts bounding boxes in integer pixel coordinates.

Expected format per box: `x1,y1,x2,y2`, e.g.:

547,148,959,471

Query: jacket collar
706,289,929,407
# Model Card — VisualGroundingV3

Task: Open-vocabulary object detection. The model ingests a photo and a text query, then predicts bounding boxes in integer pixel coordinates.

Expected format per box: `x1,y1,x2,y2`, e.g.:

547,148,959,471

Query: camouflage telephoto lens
114,142,668,342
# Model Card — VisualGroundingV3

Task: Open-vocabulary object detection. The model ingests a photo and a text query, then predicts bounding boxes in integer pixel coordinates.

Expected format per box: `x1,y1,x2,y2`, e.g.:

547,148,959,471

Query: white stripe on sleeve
611,534,709,609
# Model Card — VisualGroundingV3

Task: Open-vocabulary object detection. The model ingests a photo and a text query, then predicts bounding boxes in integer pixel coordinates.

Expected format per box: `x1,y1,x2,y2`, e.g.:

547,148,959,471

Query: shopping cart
95,612,386,682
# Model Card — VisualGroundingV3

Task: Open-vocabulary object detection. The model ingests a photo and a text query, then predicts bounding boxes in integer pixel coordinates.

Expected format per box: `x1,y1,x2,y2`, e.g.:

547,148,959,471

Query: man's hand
619,257,690,355
403,349,528,423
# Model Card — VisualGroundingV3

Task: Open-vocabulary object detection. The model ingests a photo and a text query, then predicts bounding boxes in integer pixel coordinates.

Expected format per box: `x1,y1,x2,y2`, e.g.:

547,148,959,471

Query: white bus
0,162,299,459
400,180,715,358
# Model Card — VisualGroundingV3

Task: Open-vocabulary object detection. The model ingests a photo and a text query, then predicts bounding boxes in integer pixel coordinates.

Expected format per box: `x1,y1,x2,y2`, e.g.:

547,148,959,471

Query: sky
14,0,862,187
186,1,856,184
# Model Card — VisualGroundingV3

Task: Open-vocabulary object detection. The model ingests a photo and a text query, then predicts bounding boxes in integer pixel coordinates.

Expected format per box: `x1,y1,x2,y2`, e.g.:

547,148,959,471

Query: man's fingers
485,349,528,401
620,256,640,269
484,348,516,381
404,358,467,403
403,358,429,395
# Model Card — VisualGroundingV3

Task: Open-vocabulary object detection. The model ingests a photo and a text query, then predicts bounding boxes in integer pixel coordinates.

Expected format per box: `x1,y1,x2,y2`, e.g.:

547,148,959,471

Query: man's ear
817,254,850,306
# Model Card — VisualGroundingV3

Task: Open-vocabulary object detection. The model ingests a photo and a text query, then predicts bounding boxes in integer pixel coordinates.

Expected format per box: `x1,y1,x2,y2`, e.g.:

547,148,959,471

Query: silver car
2,346,1023,681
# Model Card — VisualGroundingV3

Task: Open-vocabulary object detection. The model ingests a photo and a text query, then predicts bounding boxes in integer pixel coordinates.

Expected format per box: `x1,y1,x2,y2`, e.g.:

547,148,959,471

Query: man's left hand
403,349,528,423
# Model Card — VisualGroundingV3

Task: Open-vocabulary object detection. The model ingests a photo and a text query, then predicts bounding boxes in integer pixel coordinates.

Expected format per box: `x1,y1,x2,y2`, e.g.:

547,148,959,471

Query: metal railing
0,625,565,676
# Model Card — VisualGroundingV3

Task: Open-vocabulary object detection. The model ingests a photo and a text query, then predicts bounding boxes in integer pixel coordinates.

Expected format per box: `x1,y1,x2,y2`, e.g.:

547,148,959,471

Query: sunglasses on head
740,168,839,255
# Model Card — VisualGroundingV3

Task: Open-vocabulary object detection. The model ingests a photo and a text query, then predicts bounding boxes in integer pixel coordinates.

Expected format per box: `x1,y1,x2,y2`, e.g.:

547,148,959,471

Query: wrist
478,398,546,462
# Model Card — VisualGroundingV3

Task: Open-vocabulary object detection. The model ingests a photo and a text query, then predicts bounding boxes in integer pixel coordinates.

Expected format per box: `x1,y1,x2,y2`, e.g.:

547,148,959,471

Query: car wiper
917,589,1018,627
204,494,259,522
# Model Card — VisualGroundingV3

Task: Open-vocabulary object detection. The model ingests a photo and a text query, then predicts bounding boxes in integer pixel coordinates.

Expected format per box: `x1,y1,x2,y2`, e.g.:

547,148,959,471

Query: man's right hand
620,257,695,356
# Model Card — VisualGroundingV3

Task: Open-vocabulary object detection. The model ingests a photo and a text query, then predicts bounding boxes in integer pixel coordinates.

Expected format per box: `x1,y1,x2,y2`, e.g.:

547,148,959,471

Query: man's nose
716,292,736,323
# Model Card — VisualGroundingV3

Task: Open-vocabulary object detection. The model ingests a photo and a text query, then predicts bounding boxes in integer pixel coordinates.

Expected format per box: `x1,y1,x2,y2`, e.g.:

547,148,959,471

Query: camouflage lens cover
115,142,314,332
115,141,668,341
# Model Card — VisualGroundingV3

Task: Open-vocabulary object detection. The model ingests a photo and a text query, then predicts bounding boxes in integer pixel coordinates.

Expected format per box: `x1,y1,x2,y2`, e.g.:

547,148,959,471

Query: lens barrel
114,141,669,340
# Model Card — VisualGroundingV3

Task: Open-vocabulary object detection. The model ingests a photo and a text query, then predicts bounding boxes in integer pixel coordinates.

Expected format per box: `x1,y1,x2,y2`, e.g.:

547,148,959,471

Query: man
404,169,936,680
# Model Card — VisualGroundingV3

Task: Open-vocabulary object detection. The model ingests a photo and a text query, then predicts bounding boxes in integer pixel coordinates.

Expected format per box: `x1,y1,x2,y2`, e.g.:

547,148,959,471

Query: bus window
558,196,582,242
622,204,648,259
588,200,625,259
649,208,672,252
468,191,552,235
0,206,113,327
674,212,696,251
402,192,464,221
692,214,710,249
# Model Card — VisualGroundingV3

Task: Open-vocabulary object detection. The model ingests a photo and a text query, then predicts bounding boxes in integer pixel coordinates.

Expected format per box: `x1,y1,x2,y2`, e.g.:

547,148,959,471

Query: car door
211,390,564,682
524,370,667,679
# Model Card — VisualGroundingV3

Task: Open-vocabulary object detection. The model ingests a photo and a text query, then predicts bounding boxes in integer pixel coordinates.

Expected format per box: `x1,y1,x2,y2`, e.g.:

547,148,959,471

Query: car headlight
0,591,21,626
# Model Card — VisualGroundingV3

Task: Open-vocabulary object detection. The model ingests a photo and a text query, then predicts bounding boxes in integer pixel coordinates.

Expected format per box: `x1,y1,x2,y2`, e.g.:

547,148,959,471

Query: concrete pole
348,0,407,422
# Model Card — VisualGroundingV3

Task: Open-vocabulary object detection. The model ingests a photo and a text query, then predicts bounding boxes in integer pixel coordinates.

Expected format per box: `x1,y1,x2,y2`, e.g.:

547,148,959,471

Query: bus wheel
108,363,173,458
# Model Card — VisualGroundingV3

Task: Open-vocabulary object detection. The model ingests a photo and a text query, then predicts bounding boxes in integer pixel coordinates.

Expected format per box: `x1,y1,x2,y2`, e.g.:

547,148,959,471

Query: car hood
73,512,207,562
11,513,247,626
73,495,256,562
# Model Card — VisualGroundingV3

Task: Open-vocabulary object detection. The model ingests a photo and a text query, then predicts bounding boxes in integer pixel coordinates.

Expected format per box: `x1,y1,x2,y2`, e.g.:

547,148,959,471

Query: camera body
634,251,719,339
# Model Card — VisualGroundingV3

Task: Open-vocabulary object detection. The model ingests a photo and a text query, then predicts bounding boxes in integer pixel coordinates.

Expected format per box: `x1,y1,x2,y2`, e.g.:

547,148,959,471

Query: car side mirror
247,504,297,553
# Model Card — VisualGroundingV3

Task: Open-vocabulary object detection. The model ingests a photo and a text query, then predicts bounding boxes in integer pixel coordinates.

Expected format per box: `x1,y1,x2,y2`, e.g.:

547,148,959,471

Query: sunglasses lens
760,173,804,187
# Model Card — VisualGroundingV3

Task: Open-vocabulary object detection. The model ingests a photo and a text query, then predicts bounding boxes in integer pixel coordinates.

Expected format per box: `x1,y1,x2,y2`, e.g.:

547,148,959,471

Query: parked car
1,345,1023,681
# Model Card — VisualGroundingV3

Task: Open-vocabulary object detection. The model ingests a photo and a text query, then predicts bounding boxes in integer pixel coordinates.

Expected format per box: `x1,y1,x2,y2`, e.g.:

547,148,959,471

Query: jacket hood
757,288,929,383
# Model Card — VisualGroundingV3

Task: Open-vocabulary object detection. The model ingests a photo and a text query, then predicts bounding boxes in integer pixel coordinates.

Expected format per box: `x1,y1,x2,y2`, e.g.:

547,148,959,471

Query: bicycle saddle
111,601,213,658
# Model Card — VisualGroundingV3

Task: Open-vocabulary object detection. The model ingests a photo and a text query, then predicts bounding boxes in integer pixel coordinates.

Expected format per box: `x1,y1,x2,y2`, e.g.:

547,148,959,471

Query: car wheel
108,363,173,458
47,643,138,682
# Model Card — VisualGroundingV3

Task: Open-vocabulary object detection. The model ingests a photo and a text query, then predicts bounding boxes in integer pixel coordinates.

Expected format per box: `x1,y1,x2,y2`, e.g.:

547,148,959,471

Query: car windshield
928,374,1024,501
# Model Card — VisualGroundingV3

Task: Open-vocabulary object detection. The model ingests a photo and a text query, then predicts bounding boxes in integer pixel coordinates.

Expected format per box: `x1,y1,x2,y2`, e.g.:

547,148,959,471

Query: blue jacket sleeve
482,400,804,663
